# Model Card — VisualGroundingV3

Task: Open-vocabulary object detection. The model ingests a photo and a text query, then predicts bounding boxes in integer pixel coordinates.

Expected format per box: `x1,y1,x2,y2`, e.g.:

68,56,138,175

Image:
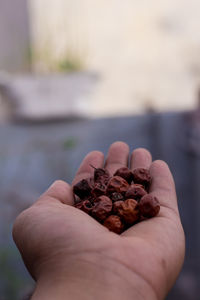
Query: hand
13,142,185,300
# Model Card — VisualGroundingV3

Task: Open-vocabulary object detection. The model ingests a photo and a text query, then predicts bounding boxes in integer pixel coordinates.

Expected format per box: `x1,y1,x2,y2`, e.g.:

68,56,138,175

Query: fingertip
48,179,71,191
150,159,170,171
110,141,130,152
73,150,104,185
149,159,178,214
150,160,174,181
77,150,104,170
84,150,104,161
131,147,152,170
132,147,152,162
105,141,130,174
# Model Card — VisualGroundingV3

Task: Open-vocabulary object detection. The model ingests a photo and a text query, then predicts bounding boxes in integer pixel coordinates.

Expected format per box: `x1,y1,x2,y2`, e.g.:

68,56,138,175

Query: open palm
13,142,185,300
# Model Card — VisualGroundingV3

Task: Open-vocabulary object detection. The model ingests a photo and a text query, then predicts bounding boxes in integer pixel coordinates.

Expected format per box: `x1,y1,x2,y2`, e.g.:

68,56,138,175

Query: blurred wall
0,0,31,72
29,0,200,115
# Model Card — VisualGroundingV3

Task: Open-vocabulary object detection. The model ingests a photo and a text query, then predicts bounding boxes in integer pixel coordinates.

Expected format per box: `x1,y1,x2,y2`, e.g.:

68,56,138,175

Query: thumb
36,180,74,206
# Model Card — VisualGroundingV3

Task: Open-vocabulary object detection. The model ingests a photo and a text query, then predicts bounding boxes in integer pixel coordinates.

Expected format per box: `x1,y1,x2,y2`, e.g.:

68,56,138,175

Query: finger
116,159,185,291
105,141,129,175
149,160,179,215
37,180,74,205
130,148,152,170
72,151,104,185
122,160,180,238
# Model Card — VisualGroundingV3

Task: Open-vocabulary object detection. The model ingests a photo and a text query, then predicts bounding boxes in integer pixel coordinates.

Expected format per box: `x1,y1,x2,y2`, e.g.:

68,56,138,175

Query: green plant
0,247,27,299
58,53,84,72
63,137,78,150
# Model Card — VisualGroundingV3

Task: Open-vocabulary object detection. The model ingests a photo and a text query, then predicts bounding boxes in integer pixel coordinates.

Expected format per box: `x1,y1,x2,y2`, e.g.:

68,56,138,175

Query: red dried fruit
110,192,124,202
139,194,160,218
103,215,124,234
132,168,151,189
92,195,112,221
112,200,124,213
75,200,93,214
106,176,129,195
73,160,161,234
113,199,140,224
125,184,147,201
73,178,93,199
93,167,110,184
92,182,107,197
114,167,134,184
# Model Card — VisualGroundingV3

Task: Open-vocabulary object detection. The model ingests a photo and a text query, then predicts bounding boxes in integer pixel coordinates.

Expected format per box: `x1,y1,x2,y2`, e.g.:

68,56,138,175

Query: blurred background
0,0,200,299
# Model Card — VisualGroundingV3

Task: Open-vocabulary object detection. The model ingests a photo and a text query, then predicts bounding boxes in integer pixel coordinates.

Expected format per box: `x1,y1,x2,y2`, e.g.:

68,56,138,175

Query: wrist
31,253,159,300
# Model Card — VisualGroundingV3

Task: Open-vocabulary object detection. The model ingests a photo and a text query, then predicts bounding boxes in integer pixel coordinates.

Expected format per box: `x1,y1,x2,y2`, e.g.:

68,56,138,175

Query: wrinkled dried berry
125,184,147,201
92,182,107,197
74,161,160,234
113,199,140,224
112,200,124,214
103,215,124,234
93,167,110,184
132,168,151,189
92,195,112,221
110,192,124,202
73,178,93,199
75,200,93,214
139,194,160,218
106,176,129,195
114,167,134,184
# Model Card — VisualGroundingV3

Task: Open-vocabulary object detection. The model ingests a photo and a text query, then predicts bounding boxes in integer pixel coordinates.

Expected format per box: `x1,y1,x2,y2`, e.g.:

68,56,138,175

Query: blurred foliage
58,54,84,72
63,137,78,150
0,247,24,300
31,39,86,73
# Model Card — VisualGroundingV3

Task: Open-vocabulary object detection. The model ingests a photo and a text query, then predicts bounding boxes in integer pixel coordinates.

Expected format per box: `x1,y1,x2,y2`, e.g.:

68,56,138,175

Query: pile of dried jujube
73,166,160,234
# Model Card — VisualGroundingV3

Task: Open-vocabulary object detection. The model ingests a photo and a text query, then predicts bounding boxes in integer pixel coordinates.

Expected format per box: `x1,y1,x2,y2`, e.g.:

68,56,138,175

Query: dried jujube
75,200,93,214
132,168,151,188
92,195,112,221
73,165,160,234
92,182,107,197
73,178,93,199
125,184,147,201
103,215,124,234
113,199,140,224
93,167,110,184
139,194,160,218
110,192,124,202
106,176,129,195
114,167,134,184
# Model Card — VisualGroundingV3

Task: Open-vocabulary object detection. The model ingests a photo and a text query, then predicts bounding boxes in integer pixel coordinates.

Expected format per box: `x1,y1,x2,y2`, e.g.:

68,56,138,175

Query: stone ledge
0,72,98,122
